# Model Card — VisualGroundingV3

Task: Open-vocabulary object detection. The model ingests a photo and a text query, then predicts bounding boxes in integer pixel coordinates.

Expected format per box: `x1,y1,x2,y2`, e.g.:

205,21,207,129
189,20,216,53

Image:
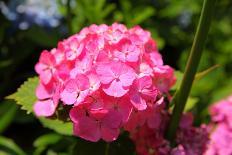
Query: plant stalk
166,0,216,141
67,0,73,34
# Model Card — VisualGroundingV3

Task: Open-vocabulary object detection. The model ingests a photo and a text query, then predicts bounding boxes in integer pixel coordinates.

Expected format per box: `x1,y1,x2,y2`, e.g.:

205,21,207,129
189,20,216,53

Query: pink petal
119,65,136,87
102,80,128,97
96,63,114,84
87,73,100,93
103,110,122,129
71,56,93,76
69,107,86,123
118,100,133,123
39,50,56,65
113,50,126,62
40,69,52,84
36,83,53,99
130,93,147,110
138,76,152,90
124,112,146,132
73,116,101,142
34,99,56,117
101,126,120,142
126,52,139,62
147,113,162,129
74,90,89,106
75,74,90,91
35,63,47,75
60,89,78,105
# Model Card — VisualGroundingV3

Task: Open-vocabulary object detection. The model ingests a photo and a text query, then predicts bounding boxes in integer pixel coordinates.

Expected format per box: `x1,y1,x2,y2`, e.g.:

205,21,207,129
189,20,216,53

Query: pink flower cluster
130,112,209,155
205,95,232,155
33,23,176,142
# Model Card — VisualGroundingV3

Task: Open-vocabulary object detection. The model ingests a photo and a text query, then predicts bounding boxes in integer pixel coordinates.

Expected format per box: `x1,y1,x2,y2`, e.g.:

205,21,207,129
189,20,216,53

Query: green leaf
0,136,26,155
194,64,220,81
0,150,10,155
172,65,219,91
39,118,73,136
7,77,39,113
34,134,62,148
0,100,17,133
184,97,199,112
7,77,73,136
132,7,155,26
101,4,116,19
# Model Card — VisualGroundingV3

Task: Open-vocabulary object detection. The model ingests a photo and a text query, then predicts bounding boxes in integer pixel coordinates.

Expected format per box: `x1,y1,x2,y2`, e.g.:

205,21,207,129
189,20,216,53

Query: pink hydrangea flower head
34,23,176,142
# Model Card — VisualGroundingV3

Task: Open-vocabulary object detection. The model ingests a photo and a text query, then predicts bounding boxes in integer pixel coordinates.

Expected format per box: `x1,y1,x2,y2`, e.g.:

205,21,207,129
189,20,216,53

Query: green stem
105,143,110,155
166,0,216,141
67,0,73,34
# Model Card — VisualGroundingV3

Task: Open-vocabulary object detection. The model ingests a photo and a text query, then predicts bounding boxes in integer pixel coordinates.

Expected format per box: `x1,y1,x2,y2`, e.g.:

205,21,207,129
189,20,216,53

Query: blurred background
0,0,231,154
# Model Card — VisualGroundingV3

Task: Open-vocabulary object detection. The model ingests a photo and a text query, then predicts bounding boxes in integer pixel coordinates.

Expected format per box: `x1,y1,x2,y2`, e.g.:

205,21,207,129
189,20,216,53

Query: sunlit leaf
7,77,73,136
39,118,73,136
7,77,39,113
194,64,220,81
184,97,199,112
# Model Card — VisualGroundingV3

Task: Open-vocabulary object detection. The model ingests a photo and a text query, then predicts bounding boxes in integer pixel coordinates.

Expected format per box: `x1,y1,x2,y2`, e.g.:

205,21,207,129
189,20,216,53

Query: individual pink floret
35,50,56,84
96,61,136,97
129,76,157,110
70,105,122,142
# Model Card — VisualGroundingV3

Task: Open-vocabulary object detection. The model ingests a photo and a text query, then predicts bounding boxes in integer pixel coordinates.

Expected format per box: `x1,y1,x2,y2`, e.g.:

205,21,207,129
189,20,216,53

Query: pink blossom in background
204,95,232,155
130,112,209,155
34,23,176,142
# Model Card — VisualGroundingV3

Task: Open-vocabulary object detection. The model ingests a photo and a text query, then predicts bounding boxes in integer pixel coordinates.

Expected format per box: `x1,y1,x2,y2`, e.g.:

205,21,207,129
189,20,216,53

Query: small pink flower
61,74,90,105
96,61,136,97
153,65,176,92
35,50,56,84
70,56,93,76
34,83,60,117
129,76,157,110
70,106,121,142
113,39,141,63
63,37,84,61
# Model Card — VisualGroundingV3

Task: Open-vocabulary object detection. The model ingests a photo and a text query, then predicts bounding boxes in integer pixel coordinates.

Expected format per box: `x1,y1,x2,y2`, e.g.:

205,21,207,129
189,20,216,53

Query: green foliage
115,0,155,27
0,136,26,155
7,77,73,136
33,134,63,155
184,97,199,112
39,118,73,136
7,77,39,113
34,134,62,148
0,100,17,133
